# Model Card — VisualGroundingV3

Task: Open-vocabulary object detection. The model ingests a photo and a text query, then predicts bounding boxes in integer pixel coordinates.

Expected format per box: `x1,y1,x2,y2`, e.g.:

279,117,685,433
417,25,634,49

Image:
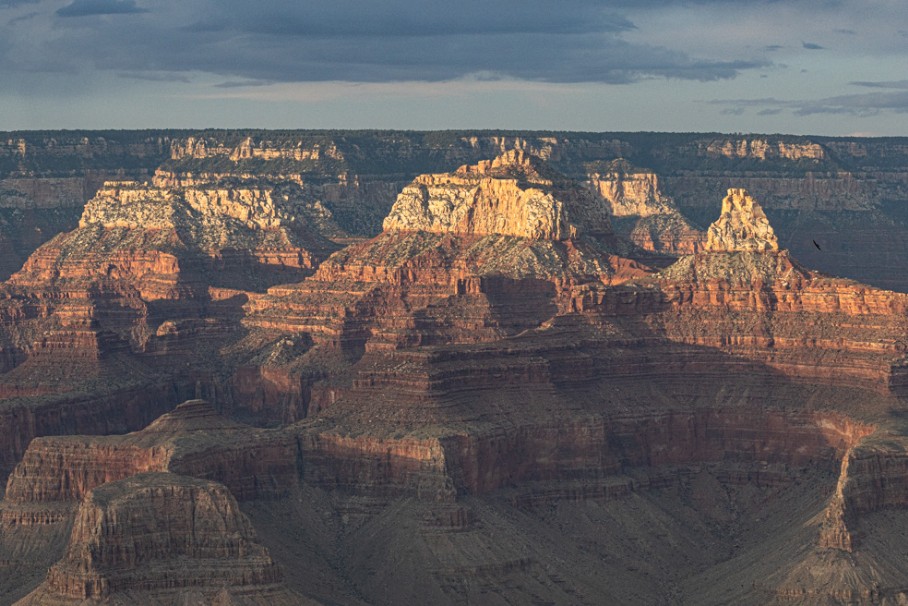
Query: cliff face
586,160,705,255
16,472,299,606
3,400,298,509
704,188,779,252
383,149,612,240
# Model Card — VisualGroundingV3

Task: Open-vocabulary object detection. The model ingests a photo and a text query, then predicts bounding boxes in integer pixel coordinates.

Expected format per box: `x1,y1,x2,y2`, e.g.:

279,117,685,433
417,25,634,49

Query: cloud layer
1,0,772,84
2,0,907,132
56,0,147,17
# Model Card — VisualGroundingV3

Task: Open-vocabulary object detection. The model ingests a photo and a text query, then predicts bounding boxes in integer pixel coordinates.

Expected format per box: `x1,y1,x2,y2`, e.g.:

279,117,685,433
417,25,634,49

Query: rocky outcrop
383,150,612,241
621,190,908,392
704,188,778,252
16,472,298,606
586,160,705,255
4,400,298,509
76,179,338,261
587,160,675,218
245,153,649,365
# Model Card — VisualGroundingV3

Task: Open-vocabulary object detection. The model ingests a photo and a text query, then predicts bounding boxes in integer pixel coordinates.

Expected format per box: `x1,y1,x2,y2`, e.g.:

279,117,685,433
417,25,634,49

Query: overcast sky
1,0,906,134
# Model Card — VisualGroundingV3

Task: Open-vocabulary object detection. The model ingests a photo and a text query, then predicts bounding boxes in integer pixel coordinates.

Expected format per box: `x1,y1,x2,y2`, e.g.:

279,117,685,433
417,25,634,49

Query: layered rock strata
383,149,612,240
0,168,344,446
586,159,704,256
16,472,301,606
245,151,649,360
3,400,297,511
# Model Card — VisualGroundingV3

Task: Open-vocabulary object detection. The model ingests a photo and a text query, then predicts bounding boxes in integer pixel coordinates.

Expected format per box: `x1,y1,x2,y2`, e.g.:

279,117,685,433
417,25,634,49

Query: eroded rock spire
704,188,779,253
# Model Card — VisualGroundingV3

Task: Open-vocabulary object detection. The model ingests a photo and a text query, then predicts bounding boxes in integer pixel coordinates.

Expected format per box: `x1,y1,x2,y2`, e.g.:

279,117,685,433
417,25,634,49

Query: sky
1,0,907,135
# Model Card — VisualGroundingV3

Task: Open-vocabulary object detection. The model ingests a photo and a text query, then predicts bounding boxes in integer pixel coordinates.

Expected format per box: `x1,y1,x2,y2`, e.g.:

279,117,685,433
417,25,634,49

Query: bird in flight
812,239,822,251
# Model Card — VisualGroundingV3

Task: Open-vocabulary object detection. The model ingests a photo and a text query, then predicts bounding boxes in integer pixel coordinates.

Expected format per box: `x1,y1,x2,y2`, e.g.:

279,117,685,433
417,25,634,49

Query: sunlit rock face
383,149,612,241
585,159,705,255
704,188,779,253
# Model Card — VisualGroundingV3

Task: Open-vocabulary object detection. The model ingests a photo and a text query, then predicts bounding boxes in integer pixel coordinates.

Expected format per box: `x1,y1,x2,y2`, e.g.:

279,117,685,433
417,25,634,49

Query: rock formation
4,399,298,508
16,472,304,606
383,149,612,240
585,159,705,256
704,188,779,252
244,151,649,364
586,159,675,218
0,165,344,461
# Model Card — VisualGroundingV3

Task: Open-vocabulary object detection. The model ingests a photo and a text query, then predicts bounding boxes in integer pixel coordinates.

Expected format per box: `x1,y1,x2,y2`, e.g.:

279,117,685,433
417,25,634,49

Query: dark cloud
214,80,275,88
116,71,191,83
709,90,908,117
56,0,148,17
850,80,908,89
237,4,637,38
802,41,825,50
794,91,908,115
13,0,767,85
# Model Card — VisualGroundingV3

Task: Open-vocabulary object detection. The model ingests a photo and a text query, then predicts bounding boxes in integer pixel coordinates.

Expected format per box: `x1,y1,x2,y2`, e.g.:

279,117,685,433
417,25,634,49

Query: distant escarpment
6,130,908,289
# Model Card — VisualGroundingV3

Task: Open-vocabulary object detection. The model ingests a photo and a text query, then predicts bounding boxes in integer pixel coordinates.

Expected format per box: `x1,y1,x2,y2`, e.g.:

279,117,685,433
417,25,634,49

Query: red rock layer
441,410,873,496
3,400,298,512
298,430,452,499
0,381,181,481
246,231,650,361
17,472,293,605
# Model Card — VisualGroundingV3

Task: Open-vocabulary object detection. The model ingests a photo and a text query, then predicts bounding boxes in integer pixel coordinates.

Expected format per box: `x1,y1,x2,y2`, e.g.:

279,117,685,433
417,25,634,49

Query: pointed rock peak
704,188,779,253
456,149,546,180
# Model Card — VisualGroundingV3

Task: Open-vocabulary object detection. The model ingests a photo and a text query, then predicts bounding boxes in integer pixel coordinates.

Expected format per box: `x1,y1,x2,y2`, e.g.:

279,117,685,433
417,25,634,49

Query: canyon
2,131,908,604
